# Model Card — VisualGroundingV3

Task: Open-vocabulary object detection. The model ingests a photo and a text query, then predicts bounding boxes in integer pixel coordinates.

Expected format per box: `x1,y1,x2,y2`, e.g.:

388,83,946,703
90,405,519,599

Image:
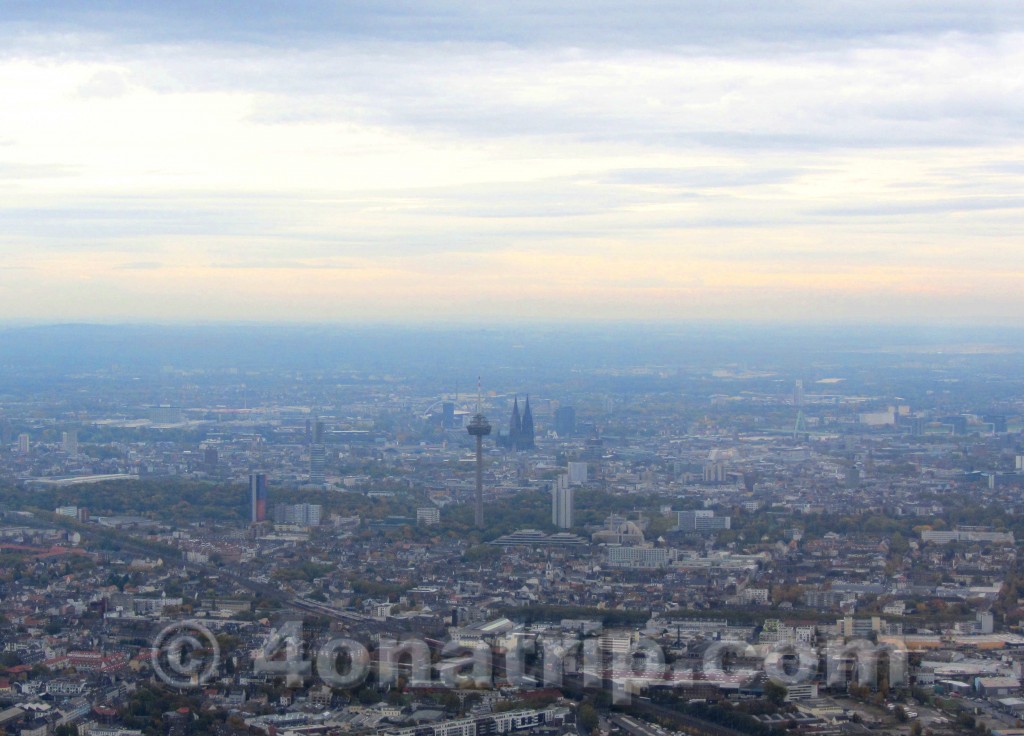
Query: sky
1,1,1022,325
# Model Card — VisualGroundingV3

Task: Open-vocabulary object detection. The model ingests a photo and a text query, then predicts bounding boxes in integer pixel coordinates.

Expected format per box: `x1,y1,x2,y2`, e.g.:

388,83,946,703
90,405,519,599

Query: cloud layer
1,3,1022,323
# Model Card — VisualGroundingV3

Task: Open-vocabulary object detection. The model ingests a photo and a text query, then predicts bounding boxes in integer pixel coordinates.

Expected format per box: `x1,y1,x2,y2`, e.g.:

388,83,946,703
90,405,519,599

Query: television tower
467,378,491,528
793,379,807,441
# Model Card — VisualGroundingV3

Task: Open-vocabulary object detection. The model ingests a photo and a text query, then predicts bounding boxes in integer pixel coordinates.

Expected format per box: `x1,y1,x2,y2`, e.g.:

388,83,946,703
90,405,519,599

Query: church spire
521,394,535,450
509,395,522,449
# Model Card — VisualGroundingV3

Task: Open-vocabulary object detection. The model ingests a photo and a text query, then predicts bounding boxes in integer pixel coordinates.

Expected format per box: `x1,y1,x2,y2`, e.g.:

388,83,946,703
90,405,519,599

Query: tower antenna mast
467,376,491,529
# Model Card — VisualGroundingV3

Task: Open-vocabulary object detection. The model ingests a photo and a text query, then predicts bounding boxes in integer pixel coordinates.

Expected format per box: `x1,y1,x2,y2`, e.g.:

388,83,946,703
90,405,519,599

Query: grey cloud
4,1,1024,49
814,196,1024,217
605,167,802,189
0,201,283,243
0,163,81,180
227,38,1023,154
207,260,359,270
8,11,1018,156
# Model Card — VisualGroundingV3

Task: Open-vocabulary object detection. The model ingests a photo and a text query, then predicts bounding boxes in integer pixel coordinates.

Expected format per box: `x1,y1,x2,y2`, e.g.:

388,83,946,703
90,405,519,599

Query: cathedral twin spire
504,395,535,451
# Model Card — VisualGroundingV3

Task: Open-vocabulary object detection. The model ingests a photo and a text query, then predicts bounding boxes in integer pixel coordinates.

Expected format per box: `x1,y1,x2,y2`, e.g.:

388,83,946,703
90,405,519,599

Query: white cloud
0,9,1022,322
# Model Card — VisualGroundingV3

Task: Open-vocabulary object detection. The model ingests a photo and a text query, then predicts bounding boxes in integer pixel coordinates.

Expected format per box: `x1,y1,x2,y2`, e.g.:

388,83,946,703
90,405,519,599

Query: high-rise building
568,461,588,485
272,503,321,526
554,406,576,437
310,419,326,486
309,445,326,485
583,433,604,481
305,504,321,526
552,473,573,529
984,414,1008,433
944,415,968,435
607,546,674,568
417,507,441,526
250,472,267,523
703,461,727,483
17,433,29,454
203,447,219,474
676,510,730,532
441,402,456,429
61,430,78,456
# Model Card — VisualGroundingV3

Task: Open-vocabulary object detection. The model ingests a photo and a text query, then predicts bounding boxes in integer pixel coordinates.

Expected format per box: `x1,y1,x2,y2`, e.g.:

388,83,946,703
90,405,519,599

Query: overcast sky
1,2,1022,324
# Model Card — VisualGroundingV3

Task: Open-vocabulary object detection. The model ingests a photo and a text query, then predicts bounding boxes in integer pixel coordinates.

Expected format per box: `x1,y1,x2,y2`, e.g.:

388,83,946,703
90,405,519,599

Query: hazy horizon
1,321,1022,376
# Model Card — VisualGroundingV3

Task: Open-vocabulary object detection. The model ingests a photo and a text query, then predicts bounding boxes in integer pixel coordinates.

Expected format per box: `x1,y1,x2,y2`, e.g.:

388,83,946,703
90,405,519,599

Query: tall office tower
583,433,604,481
554,406,576,437
568,460,588,485
17,433,29,454
250,472,267,523
309,446,326,486
520,396,535,449
944,415,968,436
552,473,573,529
441,401,456,429
467,385,491,529
204,447,219,474
794,379,805,406
984,414,1008,433
61,430,78,456
703,460,727,483
310,419,326,486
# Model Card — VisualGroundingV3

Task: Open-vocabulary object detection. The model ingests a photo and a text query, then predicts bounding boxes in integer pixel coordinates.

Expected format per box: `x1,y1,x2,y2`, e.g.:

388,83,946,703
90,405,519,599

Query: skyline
2,3,1023,324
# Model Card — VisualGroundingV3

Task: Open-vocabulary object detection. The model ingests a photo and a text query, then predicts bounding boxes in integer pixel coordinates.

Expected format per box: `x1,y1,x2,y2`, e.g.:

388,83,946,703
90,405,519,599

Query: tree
763,680,787,706
357,687,380,705
578,703,599,732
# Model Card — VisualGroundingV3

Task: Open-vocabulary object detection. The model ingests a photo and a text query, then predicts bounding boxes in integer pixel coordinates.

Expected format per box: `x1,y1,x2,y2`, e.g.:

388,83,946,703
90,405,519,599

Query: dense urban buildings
2,324,1024,736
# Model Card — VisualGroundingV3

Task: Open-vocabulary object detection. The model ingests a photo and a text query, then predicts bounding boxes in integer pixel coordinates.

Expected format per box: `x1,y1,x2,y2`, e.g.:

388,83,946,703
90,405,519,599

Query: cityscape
3,3,1024,736
3,325,1024,736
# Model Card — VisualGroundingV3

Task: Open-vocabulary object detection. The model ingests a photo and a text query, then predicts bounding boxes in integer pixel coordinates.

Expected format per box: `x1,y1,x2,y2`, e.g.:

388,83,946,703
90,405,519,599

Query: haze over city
2,2,1023,324
9,6,1024,736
